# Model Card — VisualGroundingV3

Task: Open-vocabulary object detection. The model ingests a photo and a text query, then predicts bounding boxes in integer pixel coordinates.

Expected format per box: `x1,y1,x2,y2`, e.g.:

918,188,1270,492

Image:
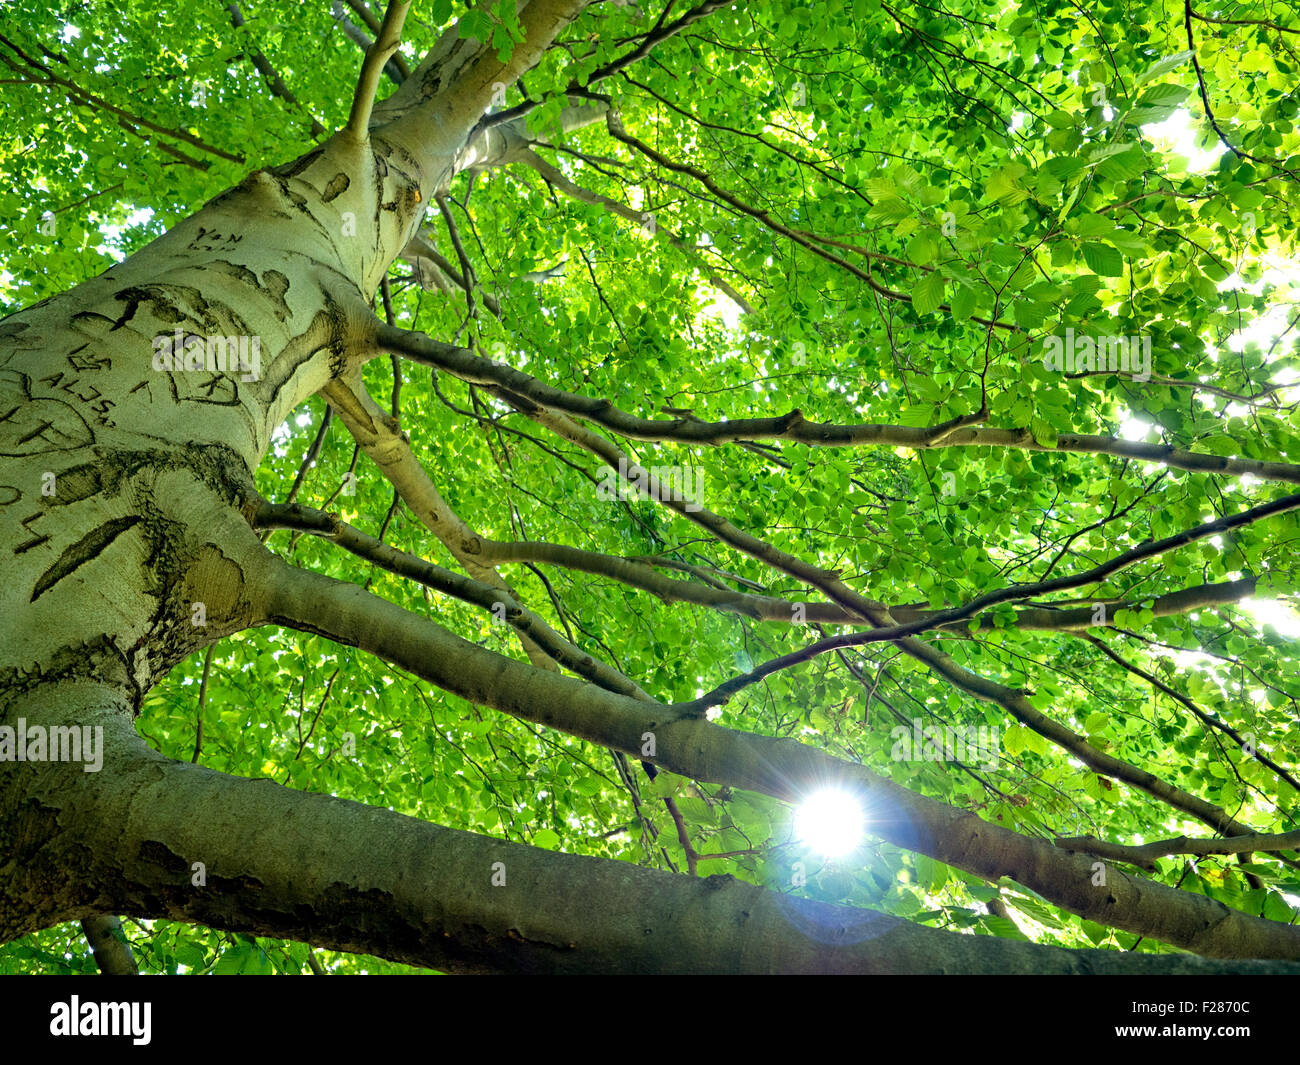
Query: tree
2,0,1299,976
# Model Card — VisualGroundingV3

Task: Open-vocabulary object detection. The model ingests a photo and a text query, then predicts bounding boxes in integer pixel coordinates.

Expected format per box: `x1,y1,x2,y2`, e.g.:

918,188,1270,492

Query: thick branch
473,541,1255,632
321,372,565,671
346,0,412,140
676,482,1299,698
20,691,1292,973
80,916,139,975
260,559,1300,959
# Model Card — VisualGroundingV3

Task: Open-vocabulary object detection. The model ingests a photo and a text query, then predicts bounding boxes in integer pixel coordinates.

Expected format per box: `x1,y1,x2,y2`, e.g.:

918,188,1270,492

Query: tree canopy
2,0,1300,975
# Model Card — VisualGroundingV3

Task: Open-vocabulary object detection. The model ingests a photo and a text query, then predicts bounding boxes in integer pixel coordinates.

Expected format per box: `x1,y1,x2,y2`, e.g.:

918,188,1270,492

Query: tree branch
80,916,139,975
255,499,654,700
256,556,1300,958
371,322,1300,485
227,3,327,139
603,110,1017,330
22,692,1295,973
1057,829,1300,870
500,399,1270,844
346,0,412,140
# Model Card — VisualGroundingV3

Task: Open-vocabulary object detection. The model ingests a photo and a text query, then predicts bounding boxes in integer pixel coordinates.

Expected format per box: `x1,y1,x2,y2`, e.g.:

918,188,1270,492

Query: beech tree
2,0,1300,975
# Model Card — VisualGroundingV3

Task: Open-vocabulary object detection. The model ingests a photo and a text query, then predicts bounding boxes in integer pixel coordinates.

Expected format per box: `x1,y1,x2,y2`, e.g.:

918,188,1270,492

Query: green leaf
906,233,938,265
868,197,912,223
1013,301,1052,329
1137,50,1194,84
1031,416,1058,447
1095,146,1148,180
458,10,492,40
950,284,977,321
983,915,1029,940
492,26,515,62
1080,919,1110,944
532,828,561,850
1135,83,1190,108
912,271,945,315
987,163,1028,205
1071,214,1113,237
1081,242,1124,276
1003,724,1027,757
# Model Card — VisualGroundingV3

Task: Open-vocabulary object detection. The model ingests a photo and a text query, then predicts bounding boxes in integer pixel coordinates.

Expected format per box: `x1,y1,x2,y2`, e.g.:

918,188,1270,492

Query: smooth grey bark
261,554,1300,961
81,915,139,975
0,0,588,969
5,681,1295,974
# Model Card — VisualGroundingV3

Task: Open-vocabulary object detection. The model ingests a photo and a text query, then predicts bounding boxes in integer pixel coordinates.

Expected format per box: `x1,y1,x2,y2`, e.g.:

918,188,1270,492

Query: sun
794,789,866,858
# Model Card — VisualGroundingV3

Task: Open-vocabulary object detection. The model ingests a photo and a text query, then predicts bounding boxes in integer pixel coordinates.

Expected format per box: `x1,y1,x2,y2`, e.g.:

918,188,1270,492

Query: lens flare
794,789,865,857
